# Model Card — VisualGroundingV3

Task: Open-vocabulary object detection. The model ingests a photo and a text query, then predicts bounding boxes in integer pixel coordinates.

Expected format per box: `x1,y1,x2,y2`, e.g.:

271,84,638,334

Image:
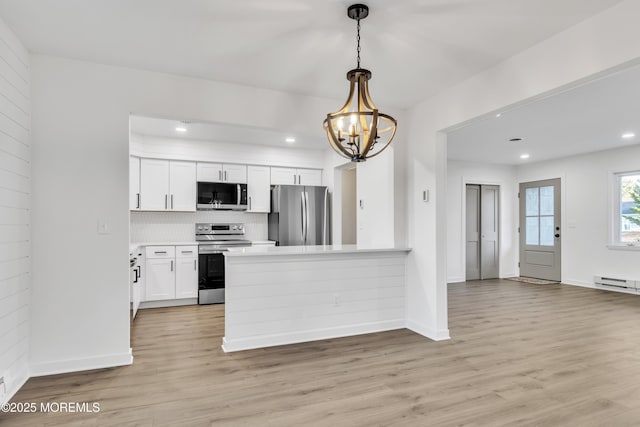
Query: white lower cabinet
176,248,198,299
144,245,197,303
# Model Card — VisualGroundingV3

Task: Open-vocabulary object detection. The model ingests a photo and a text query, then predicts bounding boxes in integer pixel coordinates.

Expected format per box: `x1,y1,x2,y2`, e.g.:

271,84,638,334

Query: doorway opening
340,167,357,245
465,184,500,281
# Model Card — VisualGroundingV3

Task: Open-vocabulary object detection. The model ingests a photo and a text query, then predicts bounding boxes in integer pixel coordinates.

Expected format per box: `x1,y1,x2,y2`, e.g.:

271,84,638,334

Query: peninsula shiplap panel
0,15,30,405
224,252,407,350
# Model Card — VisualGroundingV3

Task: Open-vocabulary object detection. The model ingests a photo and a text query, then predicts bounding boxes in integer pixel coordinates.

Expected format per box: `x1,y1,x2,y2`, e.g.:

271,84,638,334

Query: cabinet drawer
146,246,176,258
176,246,198,258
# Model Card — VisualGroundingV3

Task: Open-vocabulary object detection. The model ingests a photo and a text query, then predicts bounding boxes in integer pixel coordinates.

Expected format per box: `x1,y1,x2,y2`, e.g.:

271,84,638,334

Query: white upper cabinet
139,159,196,211
271,167,322,186
270,167,298,185
169,161,196,211
247,166,271,212
196,162,223,182
129,156,141,210
223,164,247,183
298,169,322,186
140,158,170,210
197,162,247,183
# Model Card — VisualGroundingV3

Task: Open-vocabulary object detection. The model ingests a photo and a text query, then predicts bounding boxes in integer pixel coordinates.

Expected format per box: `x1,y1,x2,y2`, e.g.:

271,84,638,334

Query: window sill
607,244,640,251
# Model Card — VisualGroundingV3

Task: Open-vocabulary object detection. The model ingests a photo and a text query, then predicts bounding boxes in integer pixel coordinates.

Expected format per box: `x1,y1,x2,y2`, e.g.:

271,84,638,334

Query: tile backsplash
130,211,268,242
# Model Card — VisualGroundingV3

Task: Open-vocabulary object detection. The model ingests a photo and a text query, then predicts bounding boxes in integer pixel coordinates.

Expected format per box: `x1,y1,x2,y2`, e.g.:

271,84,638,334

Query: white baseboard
222,319,405,352
447,276,465,284
30,348,133,377
406,320,450,341
139,298,197,309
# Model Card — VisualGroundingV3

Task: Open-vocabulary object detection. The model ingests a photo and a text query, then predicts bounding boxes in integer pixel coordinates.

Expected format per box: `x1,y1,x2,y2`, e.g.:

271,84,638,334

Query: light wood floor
4,280,640,426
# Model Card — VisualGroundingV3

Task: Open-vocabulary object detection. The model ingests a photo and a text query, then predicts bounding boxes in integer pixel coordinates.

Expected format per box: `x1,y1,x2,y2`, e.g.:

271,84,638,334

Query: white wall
517,145,640,287
341,168,356,245
0,16,30,404
446,160,518,283
405,0,640,341
29,54,407,375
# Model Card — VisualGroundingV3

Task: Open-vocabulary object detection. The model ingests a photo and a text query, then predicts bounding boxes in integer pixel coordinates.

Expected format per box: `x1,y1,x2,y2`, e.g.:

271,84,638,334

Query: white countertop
224,244,411,257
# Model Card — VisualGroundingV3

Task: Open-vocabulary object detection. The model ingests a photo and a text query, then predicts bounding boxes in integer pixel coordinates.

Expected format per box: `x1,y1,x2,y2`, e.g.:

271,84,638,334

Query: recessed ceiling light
175,127,187,132
496,113,502,118
520,153,530,159
622,132,636,139
285,137,296,143
509,137,523,142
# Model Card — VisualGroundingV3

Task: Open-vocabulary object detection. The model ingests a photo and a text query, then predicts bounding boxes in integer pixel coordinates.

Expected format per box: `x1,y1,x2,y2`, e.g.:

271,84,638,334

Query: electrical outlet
97,220,110,235
333,294,341,307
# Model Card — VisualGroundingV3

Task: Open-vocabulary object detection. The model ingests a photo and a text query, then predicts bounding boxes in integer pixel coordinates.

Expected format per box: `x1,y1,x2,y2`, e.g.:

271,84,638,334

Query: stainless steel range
196,223,251,304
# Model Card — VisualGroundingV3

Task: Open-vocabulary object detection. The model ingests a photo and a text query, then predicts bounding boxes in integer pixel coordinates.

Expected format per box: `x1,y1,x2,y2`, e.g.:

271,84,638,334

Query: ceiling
0,0,624,109
130,115,325,150
447,63,640,165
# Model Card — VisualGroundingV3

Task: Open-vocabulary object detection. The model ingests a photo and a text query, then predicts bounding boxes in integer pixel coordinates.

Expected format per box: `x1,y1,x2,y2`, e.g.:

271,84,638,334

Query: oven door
197,182,247,211
198,251,226,304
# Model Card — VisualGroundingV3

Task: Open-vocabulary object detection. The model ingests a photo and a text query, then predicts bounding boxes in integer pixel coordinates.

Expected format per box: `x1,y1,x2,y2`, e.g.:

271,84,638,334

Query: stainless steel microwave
197,182,247,211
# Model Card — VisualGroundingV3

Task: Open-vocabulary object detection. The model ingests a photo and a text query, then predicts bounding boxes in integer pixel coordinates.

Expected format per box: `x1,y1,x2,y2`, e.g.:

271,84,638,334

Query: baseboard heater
593,276,637,290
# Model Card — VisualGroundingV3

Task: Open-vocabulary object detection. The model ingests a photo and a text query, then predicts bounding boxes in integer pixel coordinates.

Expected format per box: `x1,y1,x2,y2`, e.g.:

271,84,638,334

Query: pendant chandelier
323,4,397,162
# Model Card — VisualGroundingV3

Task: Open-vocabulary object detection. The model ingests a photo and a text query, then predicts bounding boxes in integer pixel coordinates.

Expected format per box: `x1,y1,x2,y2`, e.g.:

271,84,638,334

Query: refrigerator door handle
300,191,306,244
304,191,310,243
322,187,328,245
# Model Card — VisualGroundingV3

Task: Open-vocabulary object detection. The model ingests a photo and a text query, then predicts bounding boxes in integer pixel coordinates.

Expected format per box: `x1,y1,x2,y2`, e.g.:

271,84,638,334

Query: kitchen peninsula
222,245,411,352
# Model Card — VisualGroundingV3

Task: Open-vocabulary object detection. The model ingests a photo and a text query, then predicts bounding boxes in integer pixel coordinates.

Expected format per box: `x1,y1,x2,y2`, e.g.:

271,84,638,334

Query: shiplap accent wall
0,17,30,404
223,252,407,352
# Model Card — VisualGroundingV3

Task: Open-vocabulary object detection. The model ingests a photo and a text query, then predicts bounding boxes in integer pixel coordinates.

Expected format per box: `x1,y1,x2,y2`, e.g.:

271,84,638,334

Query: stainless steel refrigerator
268,185,331,246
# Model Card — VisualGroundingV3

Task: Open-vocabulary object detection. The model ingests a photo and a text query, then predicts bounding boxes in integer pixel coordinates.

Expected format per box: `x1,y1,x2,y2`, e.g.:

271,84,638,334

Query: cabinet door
223,164,247,184
140,159,170,210
169,161,196,211
129,157,141,210
247,166,271,212
197,162,223,182
271,167,297,185
145,258,176,301
298,169,322,186
176,256,198,299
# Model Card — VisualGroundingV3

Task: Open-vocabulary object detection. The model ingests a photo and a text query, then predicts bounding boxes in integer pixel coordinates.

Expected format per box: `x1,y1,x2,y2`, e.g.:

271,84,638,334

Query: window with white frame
613,171,640,246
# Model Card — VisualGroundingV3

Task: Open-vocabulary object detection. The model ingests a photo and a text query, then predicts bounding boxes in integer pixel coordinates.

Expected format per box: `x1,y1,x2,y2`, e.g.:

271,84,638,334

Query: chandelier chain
356,19,361,68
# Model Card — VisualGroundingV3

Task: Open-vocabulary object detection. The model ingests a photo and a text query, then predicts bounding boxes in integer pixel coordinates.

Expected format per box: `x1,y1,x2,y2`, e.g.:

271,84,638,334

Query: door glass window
525,185,555,247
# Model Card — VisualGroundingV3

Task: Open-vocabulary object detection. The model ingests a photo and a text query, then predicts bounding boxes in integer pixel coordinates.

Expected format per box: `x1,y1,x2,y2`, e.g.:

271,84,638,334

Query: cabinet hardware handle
133,268,139,283
171,260,174,271
136,193,140,209
293,174,296,184
219,170,222,181
225,170,227,181
171,194,174,209
165,194,168,209
194,259,197,271
299,174,301,185
154,251,167,254
136,266,141,278
182,250,193,254
249,196,252,210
